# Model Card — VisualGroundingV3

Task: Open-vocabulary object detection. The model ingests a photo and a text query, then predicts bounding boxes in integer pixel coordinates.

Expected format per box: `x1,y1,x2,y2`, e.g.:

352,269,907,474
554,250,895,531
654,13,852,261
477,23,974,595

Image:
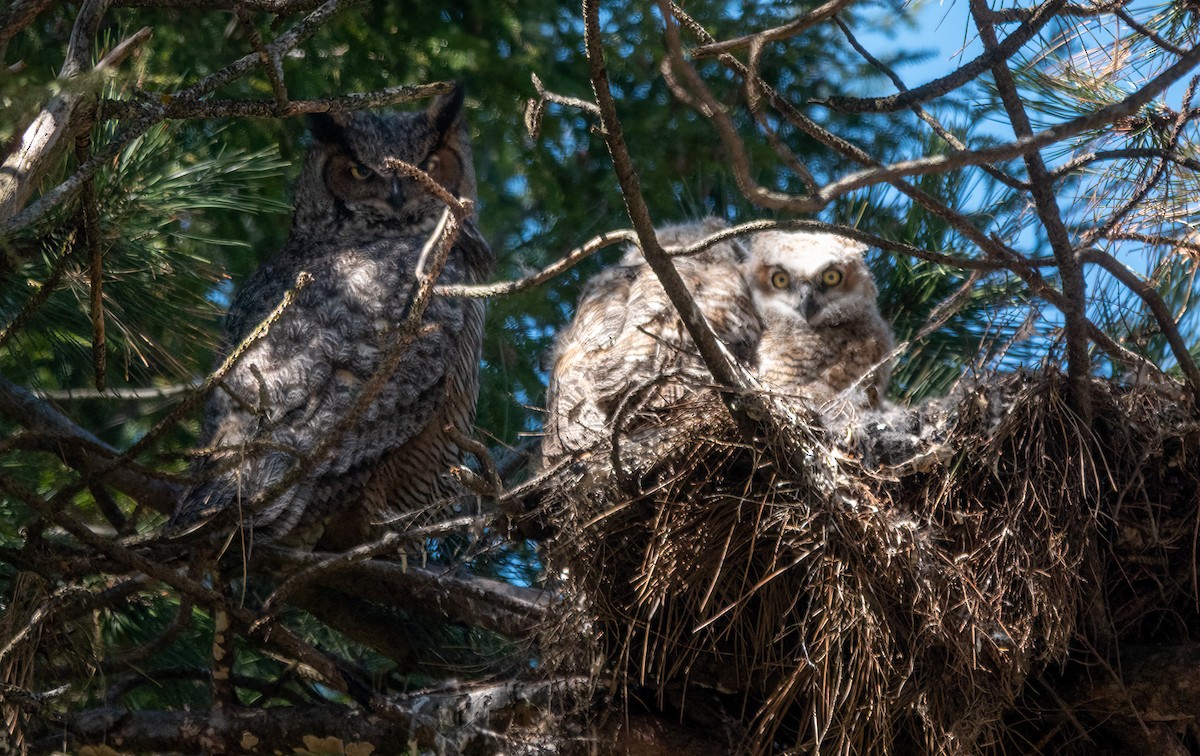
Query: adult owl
746,230,893,408
174,85,493,551
541,218,761,467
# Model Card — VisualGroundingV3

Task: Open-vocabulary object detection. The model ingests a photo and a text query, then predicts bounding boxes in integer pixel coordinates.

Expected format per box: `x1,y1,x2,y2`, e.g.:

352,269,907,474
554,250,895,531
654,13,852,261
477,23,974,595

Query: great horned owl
174,86,493,551
746,230,893,407
541,218,761,467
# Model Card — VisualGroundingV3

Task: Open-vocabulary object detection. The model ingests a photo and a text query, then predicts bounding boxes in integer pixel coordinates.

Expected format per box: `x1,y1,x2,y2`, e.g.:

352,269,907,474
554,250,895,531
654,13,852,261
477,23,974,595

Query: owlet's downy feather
174,85,493,551
745,230,893,408
541,218,761,468
542,220,894,470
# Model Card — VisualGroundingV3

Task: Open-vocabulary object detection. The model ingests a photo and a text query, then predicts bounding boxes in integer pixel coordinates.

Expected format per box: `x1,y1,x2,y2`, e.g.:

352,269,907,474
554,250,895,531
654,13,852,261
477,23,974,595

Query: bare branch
971,0,1092,421
1081,247,1200,400
584,0,759,429
236,8,290,113
1114,7,1187,56
1081,79,1198,248
833,15,1027,191
436,229,636,298
43,678,577,753
444,424,506,502
226,188,474,525
0,475,349,695
97,82,451,123
531,72,600,116
438,217,1038,304
0,578,145,670
978,1,1121,23
1051,147,1200,179
692,0,854,58
660,4,814,211
255,517,490,617
0,376,184,512
111,0,323,10
820,0,1068,114
35,382,198,401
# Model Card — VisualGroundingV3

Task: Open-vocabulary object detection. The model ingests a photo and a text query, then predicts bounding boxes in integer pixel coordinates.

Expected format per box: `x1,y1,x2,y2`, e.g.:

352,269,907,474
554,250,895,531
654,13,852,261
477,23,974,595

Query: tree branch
1081,247,1200,401
262,545,548,639
820,0,1067,113
0,0,111,223
971,0,1093,421
692,0,855,57
0,376,184,513
1,0,356,239
833,15,1028,191
583,0,762,441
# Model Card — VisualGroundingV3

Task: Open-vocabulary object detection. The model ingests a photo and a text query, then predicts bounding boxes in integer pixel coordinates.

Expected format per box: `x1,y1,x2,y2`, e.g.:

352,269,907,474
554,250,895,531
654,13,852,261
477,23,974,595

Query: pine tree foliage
0,0,1198,751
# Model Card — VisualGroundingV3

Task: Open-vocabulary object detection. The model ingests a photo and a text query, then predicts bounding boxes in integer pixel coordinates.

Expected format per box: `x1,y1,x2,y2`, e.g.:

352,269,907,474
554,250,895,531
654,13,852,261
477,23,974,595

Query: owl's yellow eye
770,270,791,289
348,163,372,181
821,267,844,287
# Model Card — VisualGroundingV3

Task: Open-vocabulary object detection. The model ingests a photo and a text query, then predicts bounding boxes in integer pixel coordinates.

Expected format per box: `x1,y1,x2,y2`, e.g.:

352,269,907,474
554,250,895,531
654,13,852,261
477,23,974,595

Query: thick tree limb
0,0,111,223
1,0,355,239
0,376,183,513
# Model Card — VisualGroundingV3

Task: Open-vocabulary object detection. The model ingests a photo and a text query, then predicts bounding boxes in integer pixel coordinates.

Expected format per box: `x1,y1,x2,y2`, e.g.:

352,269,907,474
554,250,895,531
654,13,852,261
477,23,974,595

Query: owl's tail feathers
168,476,239,539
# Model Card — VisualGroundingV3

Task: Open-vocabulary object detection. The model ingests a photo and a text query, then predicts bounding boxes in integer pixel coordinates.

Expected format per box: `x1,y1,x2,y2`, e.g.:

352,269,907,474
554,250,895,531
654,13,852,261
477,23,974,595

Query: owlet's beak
797,282,821,322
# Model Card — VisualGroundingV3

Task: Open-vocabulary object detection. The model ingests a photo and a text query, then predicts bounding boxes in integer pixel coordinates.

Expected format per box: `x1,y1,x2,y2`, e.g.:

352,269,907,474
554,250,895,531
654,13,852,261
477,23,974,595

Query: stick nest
536,372,1200,754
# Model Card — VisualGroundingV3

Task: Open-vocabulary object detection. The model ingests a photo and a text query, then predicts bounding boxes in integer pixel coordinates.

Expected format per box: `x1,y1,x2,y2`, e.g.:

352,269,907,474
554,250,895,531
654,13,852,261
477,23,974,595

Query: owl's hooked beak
797,282,821,322
387,177,405,210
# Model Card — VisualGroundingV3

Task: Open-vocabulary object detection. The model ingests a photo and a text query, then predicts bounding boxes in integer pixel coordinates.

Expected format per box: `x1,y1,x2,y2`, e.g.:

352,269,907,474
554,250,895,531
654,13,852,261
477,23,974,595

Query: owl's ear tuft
428,83,466,138
307,112,350,146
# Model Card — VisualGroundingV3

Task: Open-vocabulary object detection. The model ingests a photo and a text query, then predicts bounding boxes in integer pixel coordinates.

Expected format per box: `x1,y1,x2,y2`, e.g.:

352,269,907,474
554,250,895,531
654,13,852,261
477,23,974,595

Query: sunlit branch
971,0,1092,420
1082,247,1200,400
819,0,1068,114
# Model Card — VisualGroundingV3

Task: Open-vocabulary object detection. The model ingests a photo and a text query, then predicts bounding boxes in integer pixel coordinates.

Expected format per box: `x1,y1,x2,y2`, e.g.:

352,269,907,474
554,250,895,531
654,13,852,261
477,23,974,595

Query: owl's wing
175,235,475,538
616,249,760,400
542,244,761,467
542,264,639,465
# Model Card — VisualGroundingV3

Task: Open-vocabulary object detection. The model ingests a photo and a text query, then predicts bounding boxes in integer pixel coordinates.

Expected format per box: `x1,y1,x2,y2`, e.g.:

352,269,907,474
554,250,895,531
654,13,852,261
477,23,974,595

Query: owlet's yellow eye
348,163,372,181
821,267,844,287
770,270,791,289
